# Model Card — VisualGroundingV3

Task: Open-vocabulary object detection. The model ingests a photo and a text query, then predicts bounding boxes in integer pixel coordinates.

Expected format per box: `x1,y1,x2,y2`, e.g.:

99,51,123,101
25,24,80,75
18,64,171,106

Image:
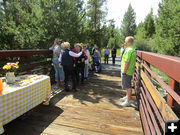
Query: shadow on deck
3,68,143,135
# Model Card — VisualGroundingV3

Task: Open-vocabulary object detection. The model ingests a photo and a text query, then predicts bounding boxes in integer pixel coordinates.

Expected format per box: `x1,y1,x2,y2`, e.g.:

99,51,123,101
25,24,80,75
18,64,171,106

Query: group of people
51,39,101,92
103,46,117,65
51,36,137,107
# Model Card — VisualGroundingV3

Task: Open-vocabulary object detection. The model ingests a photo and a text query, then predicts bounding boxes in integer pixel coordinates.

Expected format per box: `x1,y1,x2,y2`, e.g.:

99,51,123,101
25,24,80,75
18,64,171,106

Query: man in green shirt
120,36,136,107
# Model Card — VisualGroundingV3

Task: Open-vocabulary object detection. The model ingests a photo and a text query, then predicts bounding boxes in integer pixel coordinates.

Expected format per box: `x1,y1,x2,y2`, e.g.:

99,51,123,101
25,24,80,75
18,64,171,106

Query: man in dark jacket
111,46,117,65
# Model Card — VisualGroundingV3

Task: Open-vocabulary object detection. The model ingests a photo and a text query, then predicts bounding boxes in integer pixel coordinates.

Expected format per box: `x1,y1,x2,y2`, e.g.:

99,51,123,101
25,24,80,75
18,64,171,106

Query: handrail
134,51,180,135
0,50,51,58
0,50,54,82
136,51,180,82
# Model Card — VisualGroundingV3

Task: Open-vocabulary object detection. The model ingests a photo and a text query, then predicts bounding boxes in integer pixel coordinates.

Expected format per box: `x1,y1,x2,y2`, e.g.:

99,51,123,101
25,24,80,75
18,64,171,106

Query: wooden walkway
3,69,143,135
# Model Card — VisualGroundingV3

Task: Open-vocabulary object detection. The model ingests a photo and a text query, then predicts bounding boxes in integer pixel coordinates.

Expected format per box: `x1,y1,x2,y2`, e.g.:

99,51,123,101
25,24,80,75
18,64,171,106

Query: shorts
121,74,132,89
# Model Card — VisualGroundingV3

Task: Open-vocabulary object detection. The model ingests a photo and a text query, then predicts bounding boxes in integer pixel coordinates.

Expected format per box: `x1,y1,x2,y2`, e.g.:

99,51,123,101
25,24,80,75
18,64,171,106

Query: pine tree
0,0,117,50
106,20,121,48
86,0,107,46
155,0,180,56
120,4,136,40
134,22,146,41
0,0,86,49
144,9,155,38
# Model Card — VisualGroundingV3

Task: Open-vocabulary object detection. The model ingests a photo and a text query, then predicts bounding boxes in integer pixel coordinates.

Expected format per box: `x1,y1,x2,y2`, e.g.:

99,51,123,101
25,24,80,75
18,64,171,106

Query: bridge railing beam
134,51,180,135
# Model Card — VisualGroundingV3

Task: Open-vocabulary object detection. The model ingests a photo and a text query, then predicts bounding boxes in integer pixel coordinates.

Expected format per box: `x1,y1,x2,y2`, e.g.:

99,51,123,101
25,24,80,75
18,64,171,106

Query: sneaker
120,100,130,107
119,96,127,102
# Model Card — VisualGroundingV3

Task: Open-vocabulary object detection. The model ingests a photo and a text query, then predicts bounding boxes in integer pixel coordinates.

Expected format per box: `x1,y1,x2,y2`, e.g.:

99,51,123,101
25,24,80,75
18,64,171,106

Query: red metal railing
133,51,180,135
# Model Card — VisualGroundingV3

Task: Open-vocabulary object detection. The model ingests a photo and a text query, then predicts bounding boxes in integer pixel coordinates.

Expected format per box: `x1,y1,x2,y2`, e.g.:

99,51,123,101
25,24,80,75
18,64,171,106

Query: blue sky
106,0,162,27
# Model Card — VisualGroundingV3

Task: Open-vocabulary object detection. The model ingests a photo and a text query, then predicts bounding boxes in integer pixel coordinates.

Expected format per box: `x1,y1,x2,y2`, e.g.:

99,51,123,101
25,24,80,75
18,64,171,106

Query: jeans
52,58,64,82
84,64,89,78
104,54,109,64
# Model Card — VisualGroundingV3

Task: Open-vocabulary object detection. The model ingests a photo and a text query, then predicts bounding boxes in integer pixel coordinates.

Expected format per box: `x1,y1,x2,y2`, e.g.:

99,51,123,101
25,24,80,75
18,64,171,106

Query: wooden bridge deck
3,69,143,135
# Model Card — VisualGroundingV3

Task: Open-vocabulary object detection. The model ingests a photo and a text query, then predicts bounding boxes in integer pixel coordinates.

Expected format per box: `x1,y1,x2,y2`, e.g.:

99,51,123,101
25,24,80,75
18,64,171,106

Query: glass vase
6,72,16,83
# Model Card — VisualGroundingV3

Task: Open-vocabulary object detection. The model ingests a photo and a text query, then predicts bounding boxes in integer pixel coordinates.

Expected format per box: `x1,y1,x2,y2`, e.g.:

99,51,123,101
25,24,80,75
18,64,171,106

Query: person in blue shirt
104,46,110,64
93,50,100,72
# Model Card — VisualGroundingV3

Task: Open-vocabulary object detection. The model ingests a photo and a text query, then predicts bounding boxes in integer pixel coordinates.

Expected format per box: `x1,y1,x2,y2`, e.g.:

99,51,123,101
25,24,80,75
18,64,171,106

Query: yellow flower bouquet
3,62,19,83
3,62,19,72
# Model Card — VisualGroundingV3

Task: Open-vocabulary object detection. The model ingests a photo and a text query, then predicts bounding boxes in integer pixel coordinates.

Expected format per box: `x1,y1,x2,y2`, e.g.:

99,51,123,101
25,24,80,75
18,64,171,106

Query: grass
150,65,169,84
116,49,121,56
150,65,169,97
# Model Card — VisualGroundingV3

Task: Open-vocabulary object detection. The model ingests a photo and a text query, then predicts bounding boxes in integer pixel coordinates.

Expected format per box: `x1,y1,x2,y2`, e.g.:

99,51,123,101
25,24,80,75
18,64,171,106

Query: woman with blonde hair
61,42,83,92
52,38,64,88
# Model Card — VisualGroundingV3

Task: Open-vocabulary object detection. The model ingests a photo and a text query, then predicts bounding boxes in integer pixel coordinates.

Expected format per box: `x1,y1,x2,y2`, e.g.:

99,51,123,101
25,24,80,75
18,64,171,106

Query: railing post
167,78,179,107
143,61,151,79
135,52,142,109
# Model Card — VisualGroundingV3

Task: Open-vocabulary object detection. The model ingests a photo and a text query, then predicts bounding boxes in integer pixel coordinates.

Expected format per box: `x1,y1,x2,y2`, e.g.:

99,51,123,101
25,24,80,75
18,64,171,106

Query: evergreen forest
0,0,179,56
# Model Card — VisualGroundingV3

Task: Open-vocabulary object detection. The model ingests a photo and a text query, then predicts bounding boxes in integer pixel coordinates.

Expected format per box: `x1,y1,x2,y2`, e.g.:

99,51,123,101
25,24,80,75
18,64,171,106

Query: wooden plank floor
3,70,143,135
